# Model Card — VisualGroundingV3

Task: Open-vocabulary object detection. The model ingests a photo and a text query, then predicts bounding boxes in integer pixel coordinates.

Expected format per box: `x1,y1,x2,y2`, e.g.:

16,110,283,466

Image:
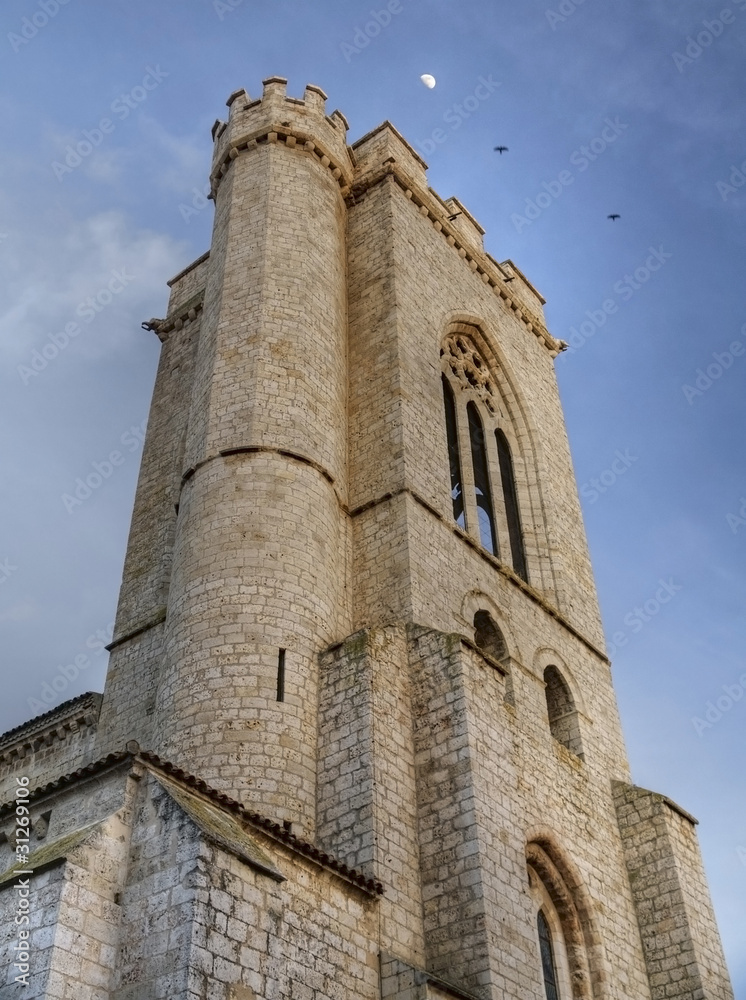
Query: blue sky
0,0,744,988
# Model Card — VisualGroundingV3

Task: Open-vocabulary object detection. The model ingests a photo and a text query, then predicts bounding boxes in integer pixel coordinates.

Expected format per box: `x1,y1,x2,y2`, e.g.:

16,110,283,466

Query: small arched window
543,666,583,758
537,910,561,1000
473,610,514,703
496,429,527,582
473,610,508,665
442,375,466,529
467,402,497,555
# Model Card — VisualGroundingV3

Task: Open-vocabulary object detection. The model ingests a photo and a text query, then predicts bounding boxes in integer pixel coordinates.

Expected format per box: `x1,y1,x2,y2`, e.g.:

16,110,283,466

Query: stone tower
0,78,733,1000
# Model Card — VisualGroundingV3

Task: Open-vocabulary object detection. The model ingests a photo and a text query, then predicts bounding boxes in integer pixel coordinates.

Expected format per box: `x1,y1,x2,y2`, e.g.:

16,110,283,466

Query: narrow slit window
276,648,286,702
467,402,497,555
496,429,528,582
442,376,466,529
537,910,561,1000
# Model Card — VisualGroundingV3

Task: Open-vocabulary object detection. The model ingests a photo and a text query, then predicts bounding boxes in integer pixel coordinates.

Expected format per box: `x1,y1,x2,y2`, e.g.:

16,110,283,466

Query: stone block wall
0,756,384,1000
0,760,135,998
408,627,495,994
148,85,353,831
317,626,425,967
345,125,602,646
96,265,203,759
613,783,733,1000
108,296,201,642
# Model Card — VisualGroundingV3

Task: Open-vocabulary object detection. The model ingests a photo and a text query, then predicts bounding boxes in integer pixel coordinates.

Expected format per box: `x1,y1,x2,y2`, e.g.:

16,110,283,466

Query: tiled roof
0,747,385,896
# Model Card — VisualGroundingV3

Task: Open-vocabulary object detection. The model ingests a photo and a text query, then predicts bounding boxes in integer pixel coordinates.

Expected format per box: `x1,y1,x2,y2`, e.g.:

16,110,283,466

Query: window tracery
441,333,500,416
442,375,466,529
440,329,528,580
467,402,498,555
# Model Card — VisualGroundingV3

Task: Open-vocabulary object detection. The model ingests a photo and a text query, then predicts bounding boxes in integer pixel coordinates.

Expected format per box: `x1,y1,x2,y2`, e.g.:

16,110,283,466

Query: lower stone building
0,78,733,1000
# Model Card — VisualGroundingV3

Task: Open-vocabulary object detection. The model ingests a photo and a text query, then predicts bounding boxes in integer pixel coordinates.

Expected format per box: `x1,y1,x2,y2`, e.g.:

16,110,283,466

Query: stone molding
0,692,101,767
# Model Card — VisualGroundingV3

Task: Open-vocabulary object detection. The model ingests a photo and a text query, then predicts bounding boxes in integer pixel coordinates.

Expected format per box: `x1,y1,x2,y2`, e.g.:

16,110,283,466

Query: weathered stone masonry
0,77,733,1000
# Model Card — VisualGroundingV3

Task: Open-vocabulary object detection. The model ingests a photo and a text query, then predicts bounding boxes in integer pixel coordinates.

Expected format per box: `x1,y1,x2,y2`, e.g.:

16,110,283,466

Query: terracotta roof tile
0,747,385,897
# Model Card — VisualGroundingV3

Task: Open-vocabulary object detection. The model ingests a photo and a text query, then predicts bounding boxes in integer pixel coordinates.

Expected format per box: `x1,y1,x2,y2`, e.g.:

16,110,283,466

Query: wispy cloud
0,210,187,367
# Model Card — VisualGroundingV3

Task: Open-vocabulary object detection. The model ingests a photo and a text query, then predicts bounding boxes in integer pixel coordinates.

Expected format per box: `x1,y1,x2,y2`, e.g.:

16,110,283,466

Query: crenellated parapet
209,76,354,198
190,78,561,356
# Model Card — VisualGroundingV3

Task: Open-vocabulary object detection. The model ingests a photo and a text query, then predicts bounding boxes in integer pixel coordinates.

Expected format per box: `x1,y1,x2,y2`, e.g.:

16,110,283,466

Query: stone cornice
347,165,563,357
0,692,101,767
106,607,167,652
209,121,355,198
167,250,210,288
144,290,204,342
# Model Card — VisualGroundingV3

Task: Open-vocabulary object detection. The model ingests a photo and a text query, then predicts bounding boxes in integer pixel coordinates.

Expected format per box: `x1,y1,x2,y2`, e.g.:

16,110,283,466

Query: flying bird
493,146,508,154
607,214,620,221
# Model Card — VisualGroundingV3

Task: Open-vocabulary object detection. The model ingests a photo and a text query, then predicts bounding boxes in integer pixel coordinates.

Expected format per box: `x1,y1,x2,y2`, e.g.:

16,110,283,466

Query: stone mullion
455,388,478,540
487,419,510,568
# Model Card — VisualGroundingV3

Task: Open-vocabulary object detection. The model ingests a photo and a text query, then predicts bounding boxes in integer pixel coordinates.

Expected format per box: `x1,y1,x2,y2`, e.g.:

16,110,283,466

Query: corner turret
210,77,354,200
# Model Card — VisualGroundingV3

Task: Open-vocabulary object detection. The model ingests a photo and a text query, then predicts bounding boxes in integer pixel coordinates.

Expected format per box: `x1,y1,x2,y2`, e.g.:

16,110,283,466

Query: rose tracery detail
440,334,498,414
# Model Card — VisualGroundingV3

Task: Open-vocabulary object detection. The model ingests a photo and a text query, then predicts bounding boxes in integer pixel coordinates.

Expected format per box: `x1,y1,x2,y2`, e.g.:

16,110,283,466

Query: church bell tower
0,77,732,1000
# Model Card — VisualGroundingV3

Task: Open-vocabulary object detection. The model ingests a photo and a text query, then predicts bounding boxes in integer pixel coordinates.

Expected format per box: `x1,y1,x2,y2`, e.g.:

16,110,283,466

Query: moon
420,74,436,89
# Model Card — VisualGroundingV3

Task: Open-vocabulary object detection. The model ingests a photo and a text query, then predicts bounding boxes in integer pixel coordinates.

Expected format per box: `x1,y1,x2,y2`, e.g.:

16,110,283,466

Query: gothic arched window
440,329,529,582
538,909,561,1000
496,429,527,581
467,402,497,555
527,839,599,1000
442,375,466,529
544,665,583,758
